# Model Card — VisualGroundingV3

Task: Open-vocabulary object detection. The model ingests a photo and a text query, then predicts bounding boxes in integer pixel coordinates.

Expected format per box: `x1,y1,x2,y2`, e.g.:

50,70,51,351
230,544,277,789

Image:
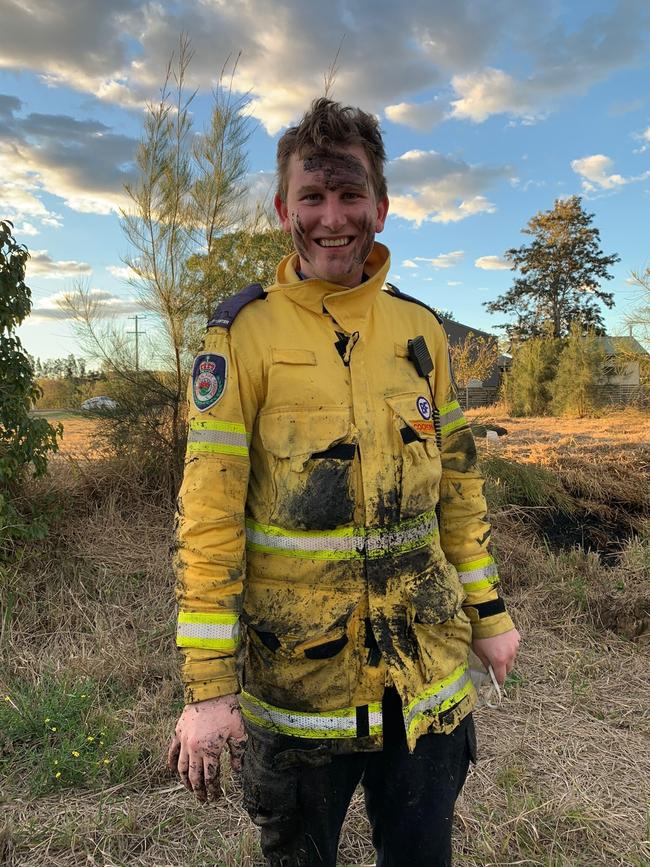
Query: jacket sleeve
173,326,260,703
430,321,515,640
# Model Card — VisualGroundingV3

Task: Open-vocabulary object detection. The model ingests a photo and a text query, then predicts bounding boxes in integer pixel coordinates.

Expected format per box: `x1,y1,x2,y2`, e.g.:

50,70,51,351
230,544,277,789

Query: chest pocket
258,408,356,531
385,392,442,520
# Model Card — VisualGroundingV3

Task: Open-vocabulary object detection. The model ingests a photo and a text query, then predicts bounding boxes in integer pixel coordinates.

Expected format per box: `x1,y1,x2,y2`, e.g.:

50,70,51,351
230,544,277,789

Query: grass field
1,412,649,866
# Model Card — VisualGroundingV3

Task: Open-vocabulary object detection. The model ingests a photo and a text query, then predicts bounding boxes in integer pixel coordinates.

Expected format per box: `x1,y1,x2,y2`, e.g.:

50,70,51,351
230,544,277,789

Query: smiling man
168,99,519,867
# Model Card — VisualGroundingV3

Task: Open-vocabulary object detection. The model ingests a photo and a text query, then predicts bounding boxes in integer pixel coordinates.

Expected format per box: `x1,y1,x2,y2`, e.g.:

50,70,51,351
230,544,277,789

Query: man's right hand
167,694,247,803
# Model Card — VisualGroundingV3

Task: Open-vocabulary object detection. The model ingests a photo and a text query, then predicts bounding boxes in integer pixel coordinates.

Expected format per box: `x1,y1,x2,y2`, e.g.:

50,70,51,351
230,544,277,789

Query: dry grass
1,411,649,866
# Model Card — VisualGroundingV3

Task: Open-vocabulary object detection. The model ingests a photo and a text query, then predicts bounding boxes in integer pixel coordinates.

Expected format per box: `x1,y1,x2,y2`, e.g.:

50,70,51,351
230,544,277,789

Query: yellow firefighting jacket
174,242,515,750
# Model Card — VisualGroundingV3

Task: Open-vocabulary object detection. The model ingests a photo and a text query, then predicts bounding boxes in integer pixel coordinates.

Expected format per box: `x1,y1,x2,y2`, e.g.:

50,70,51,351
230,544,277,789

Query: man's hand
167,694,247,803
472,628,521,686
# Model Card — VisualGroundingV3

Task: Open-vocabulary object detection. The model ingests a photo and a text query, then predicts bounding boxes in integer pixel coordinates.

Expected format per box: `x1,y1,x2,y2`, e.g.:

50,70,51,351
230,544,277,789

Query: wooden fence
457,384,647,410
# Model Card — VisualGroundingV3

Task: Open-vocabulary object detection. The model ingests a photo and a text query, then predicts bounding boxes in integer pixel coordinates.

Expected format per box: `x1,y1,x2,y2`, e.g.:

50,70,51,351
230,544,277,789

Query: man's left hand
472,628,521,685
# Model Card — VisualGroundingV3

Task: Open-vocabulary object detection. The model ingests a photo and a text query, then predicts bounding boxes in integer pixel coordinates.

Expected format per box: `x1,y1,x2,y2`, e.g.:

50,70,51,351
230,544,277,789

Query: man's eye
342,192,361,200
302,193,321,201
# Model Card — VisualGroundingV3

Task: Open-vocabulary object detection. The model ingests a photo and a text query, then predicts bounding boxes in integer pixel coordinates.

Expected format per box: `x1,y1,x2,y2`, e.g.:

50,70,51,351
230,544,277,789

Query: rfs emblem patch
416,396,432,420
192,353,227,412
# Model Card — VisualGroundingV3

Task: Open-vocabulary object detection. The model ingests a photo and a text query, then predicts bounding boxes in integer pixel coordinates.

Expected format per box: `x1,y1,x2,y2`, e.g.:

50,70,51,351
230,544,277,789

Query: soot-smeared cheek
283,459,355,530
354,215,374,264
291,212,310,261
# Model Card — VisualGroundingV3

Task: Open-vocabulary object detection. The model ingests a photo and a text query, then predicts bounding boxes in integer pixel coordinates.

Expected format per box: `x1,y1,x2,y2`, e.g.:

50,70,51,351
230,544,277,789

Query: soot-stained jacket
174,242,515,751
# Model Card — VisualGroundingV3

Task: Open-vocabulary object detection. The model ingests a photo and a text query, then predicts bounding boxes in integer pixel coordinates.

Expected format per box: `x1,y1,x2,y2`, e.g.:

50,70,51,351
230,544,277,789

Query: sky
2,0,650,363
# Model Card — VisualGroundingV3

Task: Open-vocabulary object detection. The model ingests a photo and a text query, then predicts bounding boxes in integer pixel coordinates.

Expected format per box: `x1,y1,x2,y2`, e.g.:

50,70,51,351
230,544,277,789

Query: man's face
274,145,389,288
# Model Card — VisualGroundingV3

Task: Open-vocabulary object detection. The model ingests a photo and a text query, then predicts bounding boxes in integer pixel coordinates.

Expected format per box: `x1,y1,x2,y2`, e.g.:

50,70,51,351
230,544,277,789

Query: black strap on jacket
207,282,267,329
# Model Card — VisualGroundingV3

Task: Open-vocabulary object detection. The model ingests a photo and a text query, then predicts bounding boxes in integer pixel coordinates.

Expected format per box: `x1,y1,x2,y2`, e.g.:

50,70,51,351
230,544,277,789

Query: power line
127,314,146,371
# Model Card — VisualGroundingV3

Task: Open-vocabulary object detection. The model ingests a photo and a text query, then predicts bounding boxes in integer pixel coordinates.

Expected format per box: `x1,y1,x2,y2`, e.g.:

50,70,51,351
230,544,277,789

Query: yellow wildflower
71,750,80,757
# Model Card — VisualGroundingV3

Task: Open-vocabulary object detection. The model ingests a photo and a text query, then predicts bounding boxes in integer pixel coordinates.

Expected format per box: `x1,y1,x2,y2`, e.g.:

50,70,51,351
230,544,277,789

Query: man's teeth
318,238,350,247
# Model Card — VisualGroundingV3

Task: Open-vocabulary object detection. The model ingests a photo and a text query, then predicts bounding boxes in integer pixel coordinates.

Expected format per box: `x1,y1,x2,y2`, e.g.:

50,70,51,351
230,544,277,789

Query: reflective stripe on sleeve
454,555,499,593
438,401,467,438
245,510,438,561
187,419,250,457
403,662,473,739
239,691,383,739
176,611,240,651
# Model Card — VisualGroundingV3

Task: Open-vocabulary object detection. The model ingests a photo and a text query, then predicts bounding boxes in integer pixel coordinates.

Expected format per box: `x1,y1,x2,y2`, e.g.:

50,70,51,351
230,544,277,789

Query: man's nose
320,198,346,231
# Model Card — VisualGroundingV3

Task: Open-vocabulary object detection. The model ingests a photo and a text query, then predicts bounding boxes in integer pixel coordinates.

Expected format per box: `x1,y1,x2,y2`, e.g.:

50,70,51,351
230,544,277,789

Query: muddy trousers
242,688,476,867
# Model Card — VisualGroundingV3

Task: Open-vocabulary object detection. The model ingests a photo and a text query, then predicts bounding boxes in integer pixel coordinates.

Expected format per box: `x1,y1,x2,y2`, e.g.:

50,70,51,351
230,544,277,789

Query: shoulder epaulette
385,282,444,326
207,283,267,329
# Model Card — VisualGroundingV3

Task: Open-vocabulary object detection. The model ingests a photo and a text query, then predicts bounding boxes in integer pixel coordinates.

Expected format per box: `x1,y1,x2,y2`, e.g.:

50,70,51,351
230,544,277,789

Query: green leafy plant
0,220,60,548
0,674,140,796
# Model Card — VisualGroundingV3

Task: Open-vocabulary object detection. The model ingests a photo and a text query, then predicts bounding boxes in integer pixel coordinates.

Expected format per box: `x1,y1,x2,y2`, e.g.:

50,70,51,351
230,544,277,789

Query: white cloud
451,68,535,123
475,255,510,270
447,281,462,286
644,127,650,142
27,250,92,279
387,149,508,225
385,99,445,132
414,251,464,269
402,259,419,269
0,0,646,136
13,222,40,237
0,97,136,220
106,265,137,280
570,153,635,192
29,288,142,322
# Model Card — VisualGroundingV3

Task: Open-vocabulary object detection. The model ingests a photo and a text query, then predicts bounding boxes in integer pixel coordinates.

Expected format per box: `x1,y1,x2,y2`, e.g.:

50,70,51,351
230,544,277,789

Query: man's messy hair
276,98,387,202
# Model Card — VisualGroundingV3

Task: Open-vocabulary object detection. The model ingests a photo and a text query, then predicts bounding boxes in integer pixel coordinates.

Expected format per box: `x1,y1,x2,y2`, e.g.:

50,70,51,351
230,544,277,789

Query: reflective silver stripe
404,666,471,731
366,513,438,557
246,511,438,559
457,561,499,584
176,620,239,642
439,401,467,436
239,691,383,738
246,523,364,554
187,428,248,449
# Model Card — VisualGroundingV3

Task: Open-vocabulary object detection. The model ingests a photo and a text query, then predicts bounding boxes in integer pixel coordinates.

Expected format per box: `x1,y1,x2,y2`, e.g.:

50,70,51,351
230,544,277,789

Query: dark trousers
242,688,476,867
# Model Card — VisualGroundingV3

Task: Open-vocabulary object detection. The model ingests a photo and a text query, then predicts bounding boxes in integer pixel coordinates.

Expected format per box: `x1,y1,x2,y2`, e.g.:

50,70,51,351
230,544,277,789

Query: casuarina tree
0,221,60,545
485,196,619,339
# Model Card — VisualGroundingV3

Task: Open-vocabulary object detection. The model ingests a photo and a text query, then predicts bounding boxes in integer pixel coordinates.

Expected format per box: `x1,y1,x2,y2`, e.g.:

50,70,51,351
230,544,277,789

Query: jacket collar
272,242,391,332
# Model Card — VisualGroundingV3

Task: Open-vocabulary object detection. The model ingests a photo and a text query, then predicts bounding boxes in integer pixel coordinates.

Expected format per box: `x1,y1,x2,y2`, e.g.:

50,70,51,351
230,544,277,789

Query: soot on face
302,152,369,191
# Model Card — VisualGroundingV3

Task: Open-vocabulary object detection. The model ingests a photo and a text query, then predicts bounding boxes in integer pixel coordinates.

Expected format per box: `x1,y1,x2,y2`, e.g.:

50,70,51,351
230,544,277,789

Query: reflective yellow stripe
455,555,499,593
404,662,472,738
245,511,438,560
245,519,363,560
187,419,251,457
439,400,468,438
176,611,239,651
239,691,383,739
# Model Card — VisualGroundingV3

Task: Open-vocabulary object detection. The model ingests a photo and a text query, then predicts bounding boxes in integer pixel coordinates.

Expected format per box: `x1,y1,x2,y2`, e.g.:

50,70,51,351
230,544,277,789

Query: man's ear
274,193,291,233
375,195,389,233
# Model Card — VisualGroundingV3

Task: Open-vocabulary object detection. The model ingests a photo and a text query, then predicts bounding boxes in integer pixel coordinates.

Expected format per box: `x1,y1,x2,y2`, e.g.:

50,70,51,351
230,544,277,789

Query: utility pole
127,314,146,372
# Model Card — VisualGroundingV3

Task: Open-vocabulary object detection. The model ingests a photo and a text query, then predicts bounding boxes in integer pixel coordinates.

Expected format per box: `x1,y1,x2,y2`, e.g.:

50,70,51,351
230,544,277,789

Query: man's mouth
316,237,352,248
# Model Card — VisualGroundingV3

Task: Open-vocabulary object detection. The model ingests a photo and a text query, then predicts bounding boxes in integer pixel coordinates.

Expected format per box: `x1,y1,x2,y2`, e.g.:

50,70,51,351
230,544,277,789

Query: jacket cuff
465,609,515,640
180,654,239,703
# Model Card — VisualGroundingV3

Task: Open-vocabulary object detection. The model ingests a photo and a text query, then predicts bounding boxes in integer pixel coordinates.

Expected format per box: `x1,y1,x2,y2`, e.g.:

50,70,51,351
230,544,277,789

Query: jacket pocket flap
385,392,436,440
271,348,317,365
258,409,350,458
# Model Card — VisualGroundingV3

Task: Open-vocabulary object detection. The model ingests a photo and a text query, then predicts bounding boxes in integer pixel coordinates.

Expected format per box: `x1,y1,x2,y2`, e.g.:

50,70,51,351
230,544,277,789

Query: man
168,98,520,866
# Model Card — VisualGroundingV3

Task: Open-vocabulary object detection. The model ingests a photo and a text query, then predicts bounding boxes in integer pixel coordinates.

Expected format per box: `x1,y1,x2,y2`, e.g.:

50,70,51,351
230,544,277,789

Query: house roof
438,316,496,345
594,336,649,356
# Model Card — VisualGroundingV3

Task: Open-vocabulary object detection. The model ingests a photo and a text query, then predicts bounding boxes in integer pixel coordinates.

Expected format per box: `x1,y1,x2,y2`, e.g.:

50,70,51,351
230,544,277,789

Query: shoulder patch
192,353,227,412
385,282,444,325
208,283,267,330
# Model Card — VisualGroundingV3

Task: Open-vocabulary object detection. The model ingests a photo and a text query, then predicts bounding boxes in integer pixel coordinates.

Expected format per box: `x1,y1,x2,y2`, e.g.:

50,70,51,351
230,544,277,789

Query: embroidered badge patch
192,353,227,412
416,396,432,420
